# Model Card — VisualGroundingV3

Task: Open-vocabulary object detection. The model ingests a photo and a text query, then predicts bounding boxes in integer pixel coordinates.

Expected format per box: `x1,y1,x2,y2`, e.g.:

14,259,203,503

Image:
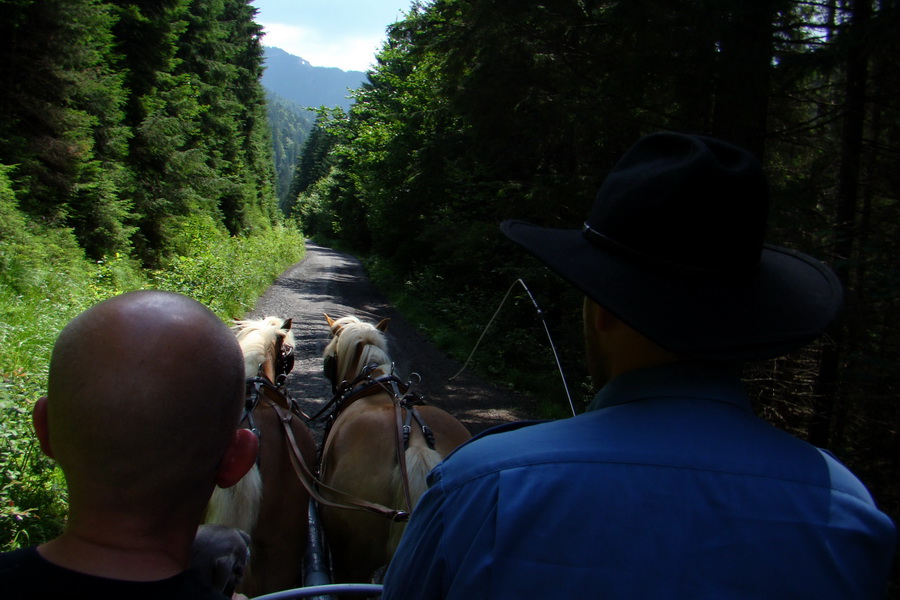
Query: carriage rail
252,583,384,599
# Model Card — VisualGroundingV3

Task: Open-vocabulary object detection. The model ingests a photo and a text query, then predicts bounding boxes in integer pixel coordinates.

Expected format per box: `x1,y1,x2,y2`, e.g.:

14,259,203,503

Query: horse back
412,404,472,455
319,392,472,584
320,394,471,490
244,403,317,596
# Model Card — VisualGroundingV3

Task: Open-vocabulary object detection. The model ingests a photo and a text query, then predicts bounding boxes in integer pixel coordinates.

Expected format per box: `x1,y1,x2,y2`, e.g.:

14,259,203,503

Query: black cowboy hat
501,132,843,362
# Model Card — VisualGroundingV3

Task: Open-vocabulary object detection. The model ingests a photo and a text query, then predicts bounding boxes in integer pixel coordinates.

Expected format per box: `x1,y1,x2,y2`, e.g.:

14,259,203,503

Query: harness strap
241,388,262,439
241,372,406,521
383,375,436,451
402,408,412,448
406,405,436,450
247,375,293,411
306,369,389,424
267,399,409,523
306,369,441,521
394,399,414,515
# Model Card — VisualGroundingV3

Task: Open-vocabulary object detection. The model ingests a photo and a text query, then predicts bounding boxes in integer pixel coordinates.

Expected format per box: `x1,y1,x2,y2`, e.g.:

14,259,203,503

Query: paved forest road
247,241,541,443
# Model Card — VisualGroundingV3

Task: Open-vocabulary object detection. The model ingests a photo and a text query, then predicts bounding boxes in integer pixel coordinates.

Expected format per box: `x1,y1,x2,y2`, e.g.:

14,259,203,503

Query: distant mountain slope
266,90,314,210
262,46,367,111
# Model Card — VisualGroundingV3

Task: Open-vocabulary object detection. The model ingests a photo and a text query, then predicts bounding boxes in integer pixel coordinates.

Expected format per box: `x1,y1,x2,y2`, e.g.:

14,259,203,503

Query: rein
243,363,410,523
449,278,577,417
240,341,304,438
312,364,434,518
268,397,410,523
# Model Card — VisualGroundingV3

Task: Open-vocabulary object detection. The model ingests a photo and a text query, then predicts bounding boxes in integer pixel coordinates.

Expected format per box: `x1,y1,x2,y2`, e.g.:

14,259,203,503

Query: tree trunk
808,0,872,449
711,0,779,159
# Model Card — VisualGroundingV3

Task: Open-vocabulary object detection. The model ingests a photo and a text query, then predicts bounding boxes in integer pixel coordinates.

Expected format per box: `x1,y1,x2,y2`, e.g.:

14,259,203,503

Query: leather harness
242,343,414,522
314,366,436,516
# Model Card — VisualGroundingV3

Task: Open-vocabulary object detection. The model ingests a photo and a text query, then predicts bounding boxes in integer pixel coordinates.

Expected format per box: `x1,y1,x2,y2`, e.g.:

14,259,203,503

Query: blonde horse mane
318,313,473,583
206,316,294,537
233,316,296,378
324,315,392,383
205,465,262,535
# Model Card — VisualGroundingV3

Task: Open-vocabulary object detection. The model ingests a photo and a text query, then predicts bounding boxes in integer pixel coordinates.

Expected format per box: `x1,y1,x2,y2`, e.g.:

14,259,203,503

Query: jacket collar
587,362,751,413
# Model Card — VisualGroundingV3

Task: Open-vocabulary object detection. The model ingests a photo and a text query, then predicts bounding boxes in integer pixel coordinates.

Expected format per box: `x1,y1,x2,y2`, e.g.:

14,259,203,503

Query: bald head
45,291,246,511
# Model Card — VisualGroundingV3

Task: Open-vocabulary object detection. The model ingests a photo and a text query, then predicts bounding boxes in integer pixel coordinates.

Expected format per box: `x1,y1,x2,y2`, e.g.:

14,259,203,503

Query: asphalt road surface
246,241,540,443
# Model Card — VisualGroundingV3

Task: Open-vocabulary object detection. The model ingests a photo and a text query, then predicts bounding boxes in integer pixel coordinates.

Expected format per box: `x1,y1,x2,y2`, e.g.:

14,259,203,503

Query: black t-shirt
0,546,229,599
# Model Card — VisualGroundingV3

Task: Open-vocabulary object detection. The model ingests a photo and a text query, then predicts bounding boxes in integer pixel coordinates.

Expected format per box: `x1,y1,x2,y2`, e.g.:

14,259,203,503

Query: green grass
0,217,306,550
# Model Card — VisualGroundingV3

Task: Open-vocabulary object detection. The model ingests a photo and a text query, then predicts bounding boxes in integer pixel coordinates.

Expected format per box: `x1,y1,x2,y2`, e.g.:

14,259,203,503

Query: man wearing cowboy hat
382,133,896,599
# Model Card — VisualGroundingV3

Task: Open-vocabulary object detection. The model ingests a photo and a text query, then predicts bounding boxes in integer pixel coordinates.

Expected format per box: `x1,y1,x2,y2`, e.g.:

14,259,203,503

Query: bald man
0,290,259,599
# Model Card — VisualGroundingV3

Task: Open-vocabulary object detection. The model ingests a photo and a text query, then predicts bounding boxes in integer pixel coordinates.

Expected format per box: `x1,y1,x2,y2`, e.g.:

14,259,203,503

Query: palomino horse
318,314,472,584
205,317,317,596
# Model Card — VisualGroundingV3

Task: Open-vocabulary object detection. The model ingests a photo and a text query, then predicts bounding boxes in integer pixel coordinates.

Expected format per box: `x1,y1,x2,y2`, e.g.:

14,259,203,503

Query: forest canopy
0,0,279,267
0,0,304,548
0,0,898,592
293,2,899,590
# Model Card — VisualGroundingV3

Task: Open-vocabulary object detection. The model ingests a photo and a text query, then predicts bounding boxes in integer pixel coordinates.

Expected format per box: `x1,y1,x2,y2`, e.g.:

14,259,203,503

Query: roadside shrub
153,221,306,317
1,206,306,549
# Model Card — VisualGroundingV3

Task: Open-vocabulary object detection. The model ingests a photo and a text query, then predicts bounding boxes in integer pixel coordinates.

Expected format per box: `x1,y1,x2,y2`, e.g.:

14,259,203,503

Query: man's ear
32,397,54,459
215,429,259,489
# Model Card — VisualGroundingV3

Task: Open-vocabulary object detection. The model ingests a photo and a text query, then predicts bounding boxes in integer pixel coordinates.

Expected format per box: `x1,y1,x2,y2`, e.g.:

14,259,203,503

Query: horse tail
387,444,442,557
205,463,263,536
400,445,443,506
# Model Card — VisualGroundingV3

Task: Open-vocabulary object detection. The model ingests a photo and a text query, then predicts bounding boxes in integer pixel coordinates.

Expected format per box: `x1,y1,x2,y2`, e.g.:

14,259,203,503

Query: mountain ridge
261,46,368,111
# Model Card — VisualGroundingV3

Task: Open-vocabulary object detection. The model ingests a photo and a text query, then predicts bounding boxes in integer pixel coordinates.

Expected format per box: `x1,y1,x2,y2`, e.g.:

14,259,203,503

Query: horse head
208,315,318,596
323,314,391,391
233,316,295,384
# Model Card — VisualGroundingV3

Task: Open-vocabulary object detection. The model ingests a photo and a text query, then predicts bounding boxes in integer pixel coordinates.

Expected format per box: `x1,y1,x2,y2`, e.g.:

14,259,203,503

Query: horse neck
241,335,278,382
258,355,277,382
340,342,391,384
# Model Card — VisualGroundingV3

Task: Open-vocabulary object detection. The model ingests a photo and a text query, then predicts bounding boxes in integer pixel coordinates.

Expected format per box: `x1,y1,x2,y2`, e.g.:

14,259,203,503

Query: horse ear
325,313,343,336
376,318,390,332
281,318,292,331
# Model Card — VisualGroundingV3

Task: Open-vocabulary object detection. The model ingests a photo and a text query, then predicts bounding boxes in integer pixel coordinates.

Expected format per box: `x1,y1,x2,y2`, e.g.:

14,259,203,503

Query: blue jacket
382,363,895,599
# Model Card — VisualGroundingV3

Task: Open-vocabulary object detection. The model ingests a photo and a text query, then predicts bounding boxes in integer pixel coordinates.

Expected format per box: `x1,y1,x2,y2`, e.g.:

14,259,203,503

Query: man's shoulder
0,546,227,600
464,420,550,445
0,546,40,573
0,546,58,598
435,417,592,483
446,419,553,459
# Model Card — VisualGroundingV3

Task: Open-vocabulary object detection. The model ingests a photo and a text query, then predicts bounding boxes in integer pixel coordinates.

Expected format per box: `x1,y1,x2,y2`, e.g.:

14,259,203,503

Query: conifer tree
0,0,133,257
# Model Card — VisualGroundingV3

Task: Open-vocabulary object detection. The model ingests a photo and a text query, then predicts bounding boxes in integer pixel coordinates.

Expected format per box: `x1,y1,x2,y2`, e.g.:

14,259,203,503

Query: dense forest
0,0,898,594
293,0,899,593
266,90,314,211
0,0,279,267
0,0,309,549
261,46,369,211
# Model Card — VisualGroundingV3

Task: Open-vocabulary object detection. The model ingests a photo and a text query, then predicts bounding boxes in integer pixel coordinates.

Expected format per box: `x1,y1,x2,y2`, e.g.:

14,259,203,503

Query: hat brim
501,219,843,362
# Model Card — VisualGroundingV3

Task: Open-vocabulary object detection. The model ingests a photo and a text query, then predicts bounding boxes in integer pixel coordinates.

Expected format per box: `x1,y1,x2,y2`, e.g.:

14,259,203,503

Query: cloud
259,21,384,72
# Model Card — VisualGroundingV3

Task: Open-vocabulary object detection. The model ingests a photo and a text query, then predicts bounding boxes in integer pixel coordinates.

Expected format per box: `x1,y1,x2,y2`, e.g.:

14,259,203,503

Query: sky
251,0,415,72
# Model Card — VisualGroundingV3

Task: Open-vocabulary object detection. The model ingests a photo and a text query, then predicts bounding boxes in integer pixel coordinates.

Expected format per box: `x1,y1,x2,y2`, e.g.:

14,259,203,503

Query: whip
450,279,576,417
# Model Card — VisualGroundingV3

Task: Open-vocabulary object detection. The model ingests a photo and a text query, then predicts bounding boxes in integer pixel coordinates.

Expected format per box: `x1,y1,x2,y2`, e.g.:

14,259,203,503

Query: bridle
240,336,299,438
275,341,295,387
314,337,436,517
239,331,411,522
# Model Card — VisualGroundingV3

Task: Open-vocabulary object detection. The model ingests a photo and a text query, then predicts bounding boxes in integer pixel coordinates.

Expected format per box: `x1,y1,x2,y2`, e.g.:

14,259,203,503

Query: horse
318,314,472,585
205,316,318,597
